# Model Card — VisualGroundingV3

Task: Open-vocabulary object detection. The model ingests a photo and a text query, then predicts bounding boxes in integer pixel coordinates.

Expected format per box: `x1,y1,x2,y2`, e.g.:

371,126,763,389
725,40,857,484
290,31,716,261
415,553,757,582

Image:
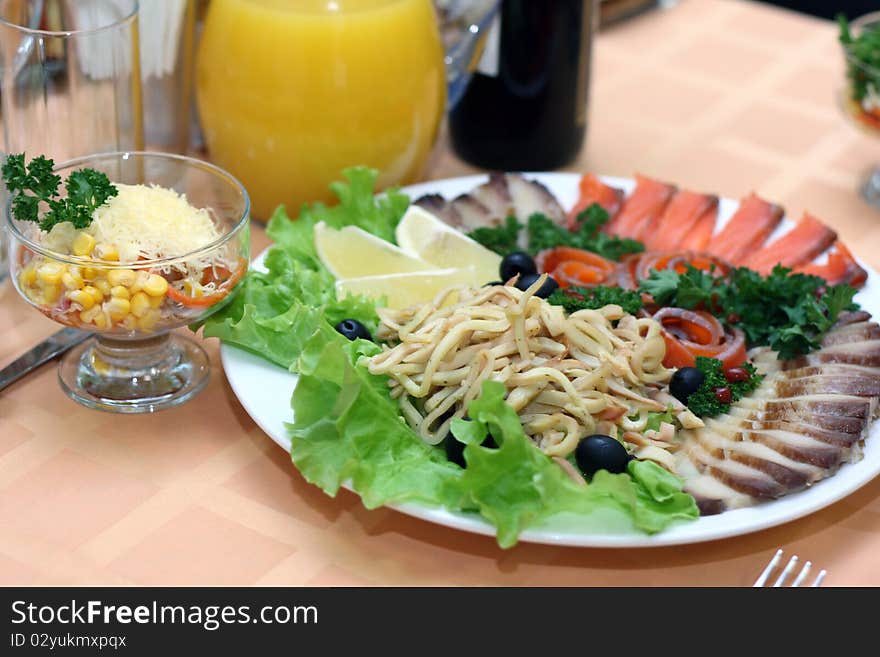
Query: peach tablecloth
2,0,879,586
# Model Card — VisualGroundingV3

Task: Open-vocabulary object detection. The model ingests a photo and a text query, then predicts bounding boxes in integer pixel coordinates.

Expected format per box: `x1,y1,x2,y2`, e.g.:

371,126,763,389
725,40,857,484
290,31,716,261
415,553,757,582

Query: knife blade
0,328,92,393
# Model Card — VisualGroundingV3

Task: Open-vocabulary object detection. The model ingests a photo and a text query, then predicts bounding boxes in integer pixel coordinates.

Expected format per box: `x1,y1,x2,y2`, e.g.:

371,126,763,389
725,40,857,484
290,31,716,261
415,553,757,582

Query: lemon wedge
335,267,478,309
314,221,434,279
395,206,502,284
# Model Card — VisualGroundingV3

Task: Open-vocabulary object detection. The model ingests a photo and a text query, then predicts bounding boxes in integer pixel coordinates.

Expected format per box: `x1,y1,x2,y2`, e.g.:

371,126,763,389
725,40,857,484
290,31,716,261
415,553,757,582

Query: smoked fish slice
794,240,868,288
644,190,719,251
602,174,676,239
705,193,784,263
566,173,625,230
740,212,837,274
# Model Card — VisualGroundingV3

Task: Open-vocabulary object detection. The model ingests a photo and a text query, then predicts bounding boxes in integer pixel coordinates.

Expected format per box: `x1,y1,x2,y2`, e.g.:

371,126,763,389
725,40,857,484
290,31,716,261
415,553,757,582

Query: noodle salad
202,169,700,547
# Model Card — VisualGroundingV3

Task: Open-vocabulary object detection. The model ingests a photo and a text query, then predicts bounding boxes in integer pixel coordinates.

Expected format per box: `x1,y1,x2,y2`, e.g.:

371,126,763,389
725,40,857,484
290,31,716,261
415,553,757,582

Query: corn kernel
122,315,137,331
93,243,118,261
82,266,99,281
130,292,151,318
36,262,66,285
107,268,136,287
68,289,95,311
19,266,37,288
110,285,130,300
42,285,61,304
148,294,164,309
130,271,149,294
61,270,84,291
183,280,204,298
83,285,103,305
93,311,109,330
105,297,131,321
143,274,168,297
137,309,161,331
95,278,111,296
71,232,96,257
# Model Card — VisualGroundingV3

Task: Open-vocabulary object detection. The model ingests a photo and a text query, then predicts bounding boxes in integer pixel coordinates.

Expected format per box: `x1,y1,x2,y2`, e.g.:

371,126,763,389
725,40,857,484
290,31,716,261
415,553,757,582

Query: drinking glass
0,0,144,285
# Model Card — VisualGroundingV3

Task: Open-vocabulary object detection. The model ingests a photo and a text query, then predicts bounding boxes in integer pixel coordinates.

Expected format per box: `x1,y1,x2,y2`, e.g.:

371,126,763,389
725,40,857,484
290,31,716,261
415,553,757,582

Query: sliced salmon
741,212,837,274
706,193,784,263
603,174,676,240
644,190,719,251
566,173,624,230
794,241,868,288
679,207,718,251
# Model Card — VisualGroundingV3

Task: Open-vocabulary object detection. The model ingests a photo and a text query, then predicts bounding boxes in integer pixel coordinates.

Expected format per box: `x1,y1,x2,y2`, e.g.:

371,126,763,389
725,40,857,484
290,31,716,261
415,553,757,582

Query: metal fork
753,548,827,587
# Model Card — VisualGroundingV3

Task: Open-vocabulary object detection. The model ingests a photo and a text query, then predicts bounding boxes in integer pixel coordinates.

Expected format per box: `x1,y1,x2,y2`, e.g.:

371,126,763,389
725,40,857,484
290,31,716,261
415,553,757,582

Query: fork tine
753,548,783,586
812,570,827,587
791,561,811,587
772,555,799,587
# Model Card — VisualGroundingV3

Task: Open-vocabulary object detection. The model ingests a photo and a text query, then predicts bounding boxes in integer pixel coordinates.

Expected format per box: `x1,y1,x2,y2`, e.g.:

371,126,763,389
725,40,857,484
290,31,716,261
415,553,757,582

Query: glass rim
0,0,139,38
5,150,251,270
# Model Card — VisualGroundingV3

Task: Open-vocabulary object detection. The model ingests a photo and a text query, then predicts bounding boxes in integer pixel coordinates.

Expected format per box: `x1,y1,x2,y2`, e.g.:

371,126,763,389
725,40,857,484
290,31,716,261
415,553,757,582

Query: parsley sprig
1,153,117,232
468,203,645,262
547,285,643,315
686,357,763,418
638,264,859,360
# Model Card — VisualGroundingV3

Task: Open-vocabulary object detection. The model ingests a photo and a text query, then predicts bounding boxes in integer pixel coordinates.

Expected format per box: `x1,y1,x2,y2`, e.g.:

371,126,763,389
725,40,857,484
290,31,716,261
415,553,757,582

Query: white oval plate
221,173,880,547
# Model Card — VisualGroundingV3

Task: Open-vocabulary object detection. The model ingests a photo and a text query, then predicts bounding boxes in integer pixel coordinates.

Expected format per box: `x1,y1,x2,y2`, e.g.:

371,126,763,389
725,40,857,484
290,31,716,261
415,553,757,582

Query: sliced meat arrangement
419,171,867,290
672,319,880,514
413,173,565,235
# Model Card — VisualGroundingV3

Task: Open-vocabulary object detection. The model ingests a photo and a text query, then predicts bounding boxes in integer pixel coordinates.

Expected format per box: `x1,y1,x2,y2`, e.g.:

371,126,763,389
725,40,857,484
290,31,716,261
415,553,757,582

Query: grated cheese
88,184,221,263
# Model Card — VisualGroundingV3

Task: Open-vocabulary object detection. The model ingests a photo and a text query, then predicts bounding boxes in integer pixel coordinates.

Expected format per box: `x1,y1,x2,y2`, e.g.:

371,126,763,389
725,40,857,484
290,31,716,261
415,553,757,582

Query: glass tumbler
0,0,144,283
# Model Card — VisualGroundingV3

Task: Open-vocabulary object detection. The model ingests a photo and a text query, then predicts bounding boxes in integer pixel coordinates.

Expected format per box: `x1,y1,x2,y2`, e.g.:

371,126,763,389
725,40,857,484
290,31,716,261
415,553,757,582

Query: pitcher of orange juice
196,0,464,220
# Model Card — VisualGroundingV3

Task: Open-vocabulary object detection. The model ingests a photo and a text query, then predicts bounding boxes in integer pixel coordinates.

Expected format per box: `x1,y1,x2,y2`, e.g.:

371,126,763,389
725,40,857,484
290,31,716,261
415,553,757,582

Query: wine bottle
448,0,596,171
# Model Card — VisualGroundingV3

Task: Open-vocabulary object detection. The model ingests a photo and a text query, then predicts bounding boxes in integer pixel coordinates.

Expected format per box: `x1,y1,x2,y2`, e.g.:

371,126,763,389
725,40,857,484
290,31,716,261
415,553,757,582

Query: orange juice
196,0,446,219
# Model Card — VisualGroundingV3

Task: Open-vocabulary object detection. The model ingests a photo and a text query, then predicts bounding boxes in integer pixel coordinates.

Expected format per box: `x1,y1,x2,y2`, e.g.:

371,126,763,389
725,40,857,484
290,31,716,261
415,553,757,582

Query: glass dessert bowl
4,151,250,413
840,11,880,206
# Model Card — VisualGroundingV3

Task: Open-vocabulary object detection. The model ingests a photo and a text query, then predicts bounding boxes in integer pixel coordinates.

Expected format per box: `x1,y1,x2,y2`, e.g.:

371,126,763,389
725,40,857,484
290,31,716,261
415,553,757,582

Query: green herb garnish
468,216,522,255
686,357,763,418
468,203,644,262
1,152,117,232
839,13,880,104
547,285,644,315
637,264,859,360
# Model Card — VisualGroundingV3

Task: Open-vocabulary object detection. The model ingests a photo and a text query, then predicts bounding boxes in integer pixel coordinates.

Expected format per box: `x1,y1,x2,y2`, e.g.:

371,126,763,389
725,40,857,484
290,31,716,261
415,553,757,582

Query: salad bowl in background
839,11,880,207
6,151,250,413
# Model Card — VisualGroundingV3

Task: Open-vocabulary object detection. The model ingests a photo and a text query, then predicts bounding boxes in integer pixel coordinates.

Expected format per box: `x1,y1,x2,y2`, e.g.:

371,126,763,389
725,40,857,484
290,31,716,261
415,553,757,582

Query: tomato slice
166,258,247,308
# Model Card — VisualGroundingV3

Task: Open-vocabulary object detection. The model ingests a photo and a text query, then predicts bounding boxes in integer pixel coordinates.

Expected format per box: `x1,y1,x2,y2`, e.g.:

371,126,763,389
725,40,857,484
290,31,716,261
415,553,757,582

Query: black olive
484,280,505,287
515,272,559,298
575,434,631,477
334,319,371,341
500,251,537,281
669,366,705,405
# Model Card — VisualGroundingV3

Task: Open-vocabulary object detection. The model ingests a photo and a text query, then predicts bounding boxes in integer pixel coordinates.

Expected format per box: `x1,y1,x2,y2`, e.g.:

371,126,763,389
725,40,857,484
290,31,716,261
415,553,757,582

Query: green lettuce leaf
452,381,698,547
289,330,463,508
199,167,402,369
